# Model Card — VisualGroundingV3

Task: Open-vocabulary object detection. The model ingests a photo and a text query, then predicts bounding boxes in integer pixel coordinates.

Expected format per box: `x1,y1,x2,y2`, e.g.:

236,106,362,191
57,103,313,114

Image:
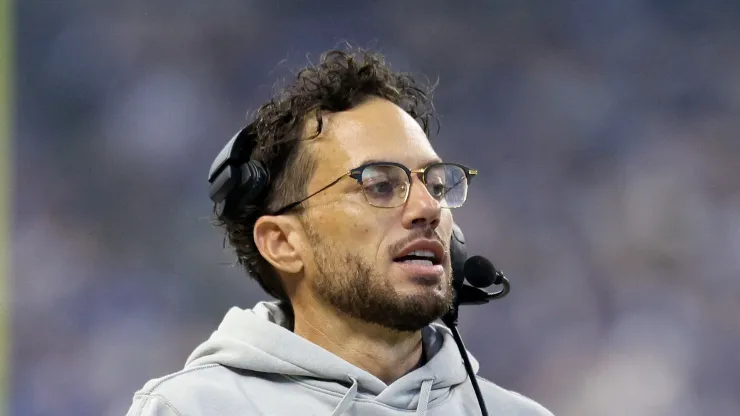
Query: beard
305,227,454,332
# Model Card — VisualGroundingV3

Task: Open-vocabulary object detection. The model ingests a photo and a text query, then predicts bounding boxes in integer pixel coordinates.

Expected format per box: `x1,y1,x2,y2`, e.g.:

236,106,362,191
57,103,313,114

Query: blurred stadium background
5,1,740,415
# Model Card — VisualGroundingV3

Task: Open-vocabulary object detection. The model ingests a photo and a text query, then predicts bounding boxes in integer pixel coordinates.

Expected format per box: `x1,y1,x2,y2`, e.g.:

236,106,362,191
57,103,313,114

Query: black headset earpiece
208,123,270,219
450,222,468,295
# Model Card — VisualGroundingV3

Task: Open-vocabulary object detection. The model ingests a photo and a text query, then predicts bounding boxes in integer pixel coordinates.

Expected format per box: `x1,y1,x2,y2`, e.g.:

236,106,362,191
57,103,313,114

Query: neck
291,297,425,385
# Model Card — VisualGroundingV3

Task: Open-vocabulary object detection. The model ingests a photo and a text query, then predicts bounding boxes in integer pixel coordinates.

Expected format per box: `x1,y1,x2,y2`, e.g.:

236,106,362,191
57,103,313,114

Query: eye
429,183,446,198
365,177,403,196
367,179,392,194
361,164,408,200
425,173,447,198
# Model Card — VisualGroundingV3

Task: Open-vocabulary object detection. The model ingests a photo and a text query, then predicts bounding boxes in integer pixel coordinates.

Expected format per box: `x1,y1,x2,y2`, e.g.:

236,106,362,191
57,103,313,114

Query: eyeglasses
273,161,477,215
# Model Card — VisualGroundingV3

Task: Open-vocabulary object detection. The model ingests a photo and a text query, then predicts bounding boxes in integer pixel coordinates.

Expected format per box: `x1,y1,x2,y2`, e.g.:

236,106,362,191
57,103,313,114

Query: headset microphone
464,256,502,287
454,255,511,306
442,222,511,416
446,224,510,311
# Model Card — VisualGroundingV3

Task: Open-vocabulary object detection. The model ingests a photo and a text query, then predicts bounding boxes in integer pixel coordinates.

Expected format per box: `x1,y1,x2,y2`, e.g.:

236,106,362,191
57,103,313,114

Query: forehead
310,97,440,173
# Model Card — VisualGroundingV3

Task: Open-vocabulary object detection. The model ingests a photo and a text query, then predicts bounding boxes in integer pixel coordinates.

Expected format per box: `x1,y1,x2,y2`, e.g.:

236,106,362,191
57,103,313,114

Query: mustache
388,227,446,258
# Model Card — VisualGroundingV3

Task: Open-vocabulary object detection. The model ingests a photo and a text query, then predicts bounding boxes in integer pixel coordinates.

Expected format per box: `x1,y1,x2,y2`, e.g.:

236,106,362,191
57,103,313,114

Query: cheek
314,204,387,247
341,205,398,261
347,208,386,248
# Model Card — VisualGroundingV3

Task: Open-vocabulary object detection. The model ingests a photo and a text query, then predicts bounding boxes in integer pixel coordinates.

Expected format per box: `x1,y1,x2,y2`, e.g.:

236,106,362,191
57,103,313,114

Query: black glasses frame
272,161,477,215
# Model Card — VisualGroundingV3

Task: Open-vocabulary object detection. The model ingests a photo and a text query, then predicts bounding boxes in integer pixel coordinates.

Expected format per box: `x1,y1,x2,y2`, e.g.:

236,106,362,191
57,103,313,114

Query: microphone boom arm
456,276,510,305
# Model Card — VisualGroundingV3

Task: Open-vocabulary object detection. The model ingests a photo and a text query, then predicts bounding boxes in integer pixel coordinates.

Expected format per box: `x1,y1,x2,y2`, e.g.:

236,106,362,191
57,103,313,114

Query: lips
392,239,446,283
392,239,445,265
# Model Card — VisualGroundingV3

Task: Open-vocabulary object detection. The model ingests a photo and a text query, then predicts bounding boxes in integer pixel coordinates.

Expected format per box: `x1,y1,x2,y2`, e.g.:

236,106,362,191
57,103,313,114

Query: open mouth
393,250,441,266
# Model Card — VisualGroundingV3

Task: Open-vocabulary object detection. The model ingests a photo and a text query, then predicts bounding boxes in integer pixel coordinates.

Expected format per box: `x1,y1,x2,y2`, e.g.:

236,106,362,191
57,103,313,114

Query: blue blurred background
9,1,740,415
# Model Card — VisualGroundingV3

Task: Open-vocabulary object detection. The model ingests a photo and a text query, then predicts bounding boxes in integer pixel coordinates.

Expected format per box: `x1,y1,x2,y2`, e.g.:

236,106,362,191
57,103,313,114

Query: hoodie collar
185,301,478,410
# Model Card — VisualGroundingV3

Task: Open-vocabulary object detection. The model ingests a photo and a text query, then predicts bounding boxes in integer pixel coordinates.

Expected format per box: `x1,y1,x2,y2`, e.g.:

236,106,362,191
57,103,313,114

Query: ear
253,215,305,275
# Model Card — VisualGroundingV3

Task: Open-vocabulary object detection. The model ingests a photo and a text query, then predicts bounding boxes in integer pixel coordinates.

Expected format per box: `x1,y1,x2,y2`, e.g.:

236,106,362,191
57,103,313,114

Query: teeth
408,250,435,259
402,259,434,266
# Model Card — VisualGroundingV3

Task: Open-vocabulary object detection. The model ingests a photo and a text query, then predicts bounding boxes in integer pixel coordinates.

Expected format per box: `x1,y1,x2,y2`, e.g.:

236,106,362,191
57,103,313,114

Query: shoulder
476,376,555,416
125,364,263,416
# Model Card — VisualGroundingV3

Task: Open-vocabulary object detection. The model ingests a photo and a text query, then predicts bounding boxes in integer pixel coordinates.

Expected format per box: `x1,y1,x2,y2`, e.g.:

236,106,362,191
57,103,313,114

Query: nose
400,176,442,230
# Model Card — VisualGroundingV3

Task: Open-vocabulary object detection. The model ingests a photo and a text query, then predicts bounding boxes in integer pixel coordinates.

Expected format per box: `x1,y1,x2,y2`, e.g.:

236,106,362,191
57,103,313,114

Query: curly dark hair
215,46,438,302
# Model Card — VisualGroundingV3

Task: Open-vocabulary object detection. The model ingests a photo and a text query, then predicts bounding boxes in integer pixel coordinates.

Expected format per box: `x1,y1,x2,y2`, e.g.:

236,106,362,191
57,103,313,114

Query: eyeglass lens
360,164,468,208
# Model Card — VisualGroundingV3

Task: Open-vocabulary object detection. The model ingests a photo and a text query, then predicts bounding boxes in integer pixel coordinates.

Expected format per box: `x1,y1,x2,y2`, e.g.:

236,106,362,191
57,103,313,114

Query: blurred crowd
12,1,740,415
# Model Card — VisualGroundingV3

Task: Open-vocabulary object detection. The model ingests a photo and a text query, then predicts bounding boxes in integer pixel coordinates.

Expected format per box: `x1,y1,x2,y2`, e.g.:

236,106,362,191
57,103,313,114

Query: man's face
297,97,455,332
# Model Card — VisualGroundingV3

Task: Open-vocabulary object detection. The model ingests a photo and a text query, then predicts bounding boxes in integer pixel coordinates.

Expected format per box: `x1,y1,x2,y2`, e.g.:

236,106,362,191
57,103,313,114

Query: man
126,48,553,415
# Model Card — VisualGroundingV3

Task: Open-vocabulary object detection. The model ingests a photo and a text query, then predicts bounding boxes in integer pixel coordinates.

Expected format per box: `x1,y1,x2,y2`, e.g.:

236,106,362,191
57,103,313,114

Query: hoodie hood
185,301,480,412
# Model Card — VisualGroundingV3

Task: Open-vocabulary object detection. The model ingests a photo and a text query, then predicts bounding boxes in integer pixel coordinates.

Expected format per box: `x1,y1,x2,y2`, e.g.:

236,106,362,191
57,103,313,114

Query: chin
398,280,449,299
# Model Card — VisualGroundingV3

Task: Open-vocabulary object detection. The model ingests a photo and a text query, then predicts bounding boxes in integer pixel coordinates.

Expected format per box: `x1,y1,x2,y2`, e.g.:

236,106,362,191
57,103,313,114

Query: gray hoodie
125,301,553,415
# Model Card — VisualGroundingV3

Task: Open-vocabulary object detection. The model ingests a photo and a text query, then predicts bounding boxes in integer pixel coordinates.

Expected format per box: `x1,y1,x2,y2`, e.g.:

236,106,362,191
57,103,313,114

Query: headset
443,222,510,416
208,123,270,220
208,123,511,416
